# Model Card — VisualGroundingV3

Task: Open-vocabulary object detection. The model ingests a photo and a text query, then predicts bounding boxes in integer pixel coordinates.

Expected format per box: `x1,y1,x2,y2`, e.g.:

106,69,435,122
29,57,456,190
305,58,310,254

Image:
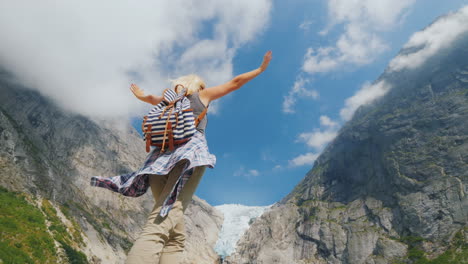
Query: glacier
214,203,274,258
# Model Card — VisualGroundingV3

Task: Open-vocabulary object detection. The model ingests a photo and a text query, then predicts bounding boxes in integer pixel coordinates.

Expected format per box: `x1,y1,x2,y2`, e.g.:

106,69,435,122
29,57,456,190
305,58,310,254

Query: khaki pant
125,161,206,264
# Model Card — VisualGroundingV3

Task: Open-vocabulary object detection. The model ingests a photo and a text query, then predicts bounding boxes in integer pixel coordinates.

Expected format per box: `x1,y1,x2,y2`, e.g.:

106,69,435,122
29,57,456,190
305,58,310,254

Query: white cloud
335,24,388,65
320,115,338,128
325,0,415,31
273,165,282,170
340,80,391,120
282,77,319,113
289,152,319,167
298,129,338,150
234,167,260,179
0,0,272,118
303,0,415,74
299,20,314,31
389,5,468,72
303,26,388,73
248,170,260,177
290,116,340,168
303,47,339,73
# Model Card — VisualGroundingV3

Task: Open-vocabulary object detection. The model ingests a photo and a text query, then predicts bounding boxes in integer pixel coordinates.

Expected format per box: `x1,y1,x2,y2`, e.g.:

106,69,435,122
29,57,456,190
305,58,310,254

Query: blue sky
1,0,467,207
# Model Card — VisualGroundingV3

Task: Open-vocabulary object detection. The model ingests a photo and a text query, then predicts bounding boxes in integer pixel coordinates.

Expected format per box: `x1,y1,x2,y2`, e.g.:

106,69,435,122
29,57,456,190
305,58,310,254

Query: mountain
225,21,468,264
0,74,223,264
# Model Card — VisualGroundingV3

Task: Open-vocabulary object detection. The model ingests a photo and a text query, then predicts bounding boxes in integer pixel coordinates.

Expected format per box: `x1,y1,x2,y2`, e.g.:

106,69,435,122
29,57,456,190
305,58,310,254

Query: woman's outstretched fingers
130,83,145,98
260,51,272,72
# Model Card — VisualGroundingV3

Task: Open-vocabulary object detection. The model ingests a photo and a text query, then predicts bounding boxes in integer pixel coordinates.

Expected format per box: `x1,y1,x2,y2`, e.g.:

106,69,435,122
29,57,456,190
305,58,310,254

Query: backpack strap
195,107,208,127
160,107,175,153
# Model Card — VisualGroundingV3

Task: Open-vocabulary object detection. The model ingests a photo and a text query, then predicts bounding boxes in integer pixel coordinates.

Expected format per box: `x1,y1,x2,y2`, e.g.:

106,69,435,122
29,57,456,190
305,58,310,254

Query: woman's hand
259,50,272,72
130,84,163,105
130,83,145,99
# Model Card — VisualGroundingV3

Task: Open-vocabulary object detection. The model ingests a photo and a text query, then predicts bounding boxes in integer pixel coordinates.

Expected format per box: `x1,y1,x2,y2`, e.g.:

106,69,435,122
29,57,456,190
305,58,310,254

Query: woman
91,51,271,264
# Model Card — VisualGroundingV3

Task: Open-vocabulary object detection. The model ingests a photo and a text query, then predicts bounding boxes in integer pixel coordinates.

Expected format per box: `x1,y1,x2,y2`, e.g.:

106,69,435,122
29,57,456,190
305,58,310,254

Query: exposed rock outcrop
183,197,224,264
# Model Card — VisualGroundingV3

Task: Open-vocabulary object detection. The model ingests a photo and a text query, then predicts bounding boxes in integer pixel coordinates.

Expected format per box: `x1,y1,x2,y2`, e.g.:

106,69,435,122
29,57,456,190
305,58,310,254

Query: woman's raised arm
130,84,164,105
199,51,272,105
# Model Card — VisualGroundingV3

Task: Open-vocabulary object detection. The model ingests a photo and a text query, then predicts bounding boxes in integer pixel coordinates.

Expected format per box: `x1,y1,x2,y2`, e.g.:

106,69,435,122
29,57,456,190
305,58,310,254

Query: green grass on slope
0,186,57,263
41,199,88,264
0,186,89,264
398,230,468,264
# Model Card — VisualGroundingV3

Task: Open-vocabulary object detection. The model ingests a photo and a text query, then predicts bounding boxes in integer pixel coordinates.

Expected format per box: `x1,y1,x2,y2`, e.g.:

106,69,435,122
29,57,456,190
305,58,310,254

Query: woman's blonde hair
170,74,206,95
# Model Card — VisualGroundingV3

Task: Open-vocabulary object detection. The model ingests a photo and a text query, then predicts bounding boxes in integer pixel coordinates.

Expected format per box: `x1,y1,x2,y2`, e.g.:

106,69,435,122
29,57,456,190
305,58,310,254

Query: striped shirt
90,130,216,217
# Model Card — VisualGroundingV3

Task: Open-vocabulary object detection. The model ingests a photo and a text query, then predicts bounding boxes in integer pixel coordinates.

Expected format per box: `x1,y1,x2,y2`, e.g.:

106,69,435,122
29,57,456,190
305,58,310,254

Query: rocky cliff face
226,26,468,264
184,197,224,264
0,75,223,263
